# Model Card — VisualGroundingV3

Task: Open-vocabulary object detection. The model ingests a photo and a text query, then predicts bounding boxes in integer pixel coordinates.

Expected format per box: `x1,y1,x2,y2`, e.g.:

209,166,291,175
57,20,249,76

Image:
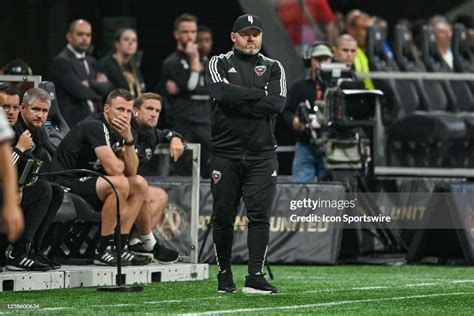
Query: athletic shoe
217,270,236,293
30,249,61,270
5,251,51,271
129,242,154,260
121,247,149,266
153,244,179,264
242,273,278,294
93,246,129,266
130,242,179,264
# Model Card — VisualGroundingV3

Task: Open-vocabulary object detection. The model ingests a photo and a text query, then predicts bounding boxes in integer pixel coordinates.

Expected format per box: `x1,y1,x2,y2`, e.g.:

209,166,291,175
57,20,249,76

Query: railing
154,143,201,264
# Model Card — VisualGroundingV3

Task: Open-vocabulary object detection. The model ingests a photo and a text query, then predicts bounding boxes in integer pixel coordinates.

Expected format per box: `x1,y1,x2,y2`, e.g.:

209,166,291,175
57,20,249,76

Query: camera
298,63,383,172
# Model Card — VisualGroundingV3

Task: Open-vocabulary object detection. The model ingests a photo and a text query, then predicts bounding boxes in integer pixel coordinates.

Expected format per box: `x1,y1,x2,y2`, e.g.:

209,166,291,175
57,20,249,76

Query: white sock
129,237,141,246
140,232,157,251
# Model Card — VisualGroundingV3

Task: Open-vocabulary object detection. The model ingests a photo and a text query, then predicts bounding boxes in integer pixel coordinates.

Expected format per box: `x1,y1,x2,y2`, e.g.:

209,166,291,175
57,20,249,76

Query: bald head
334,34,357,66
67,19,92,53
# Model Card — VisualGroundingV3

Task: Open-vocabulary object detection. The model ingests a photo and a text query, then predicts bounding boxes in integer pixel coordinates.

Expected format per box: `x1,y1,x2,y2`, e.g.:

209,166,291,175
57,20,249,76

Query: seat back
394,24,426,72
452,23,474,73
39,81,70,147
366,25,399,71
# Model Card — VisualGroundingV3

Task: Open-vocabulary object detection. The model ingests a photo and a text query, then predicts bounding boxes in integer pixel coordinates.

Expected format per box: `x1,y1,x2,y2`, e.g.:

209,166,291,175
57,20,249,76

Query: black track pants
210,155,278,275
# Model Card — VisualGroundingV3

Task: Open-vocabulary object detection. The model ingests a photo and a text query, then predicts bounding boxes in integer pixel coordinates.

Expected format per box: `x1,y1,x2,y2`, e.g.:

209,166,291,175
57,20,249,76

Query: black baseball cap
232,14,263,33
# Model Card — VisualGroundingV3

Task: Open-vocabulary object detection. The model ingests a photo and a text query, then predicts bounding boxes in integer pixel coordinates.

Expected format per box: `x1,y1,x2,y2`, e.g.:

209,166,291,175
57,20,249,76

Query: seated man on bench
50,88,149,266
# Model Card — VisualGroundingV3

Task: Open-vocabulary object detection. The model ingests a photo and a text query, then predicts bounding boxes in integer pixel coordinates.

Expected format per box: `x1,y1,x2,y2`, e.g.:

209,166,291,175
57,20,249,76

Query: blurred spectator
454,15,474,53
197,25,214,62
100,27,145,98
347,10,375,89
374,16,393,58
50,19,113,128
277,0,337,45
334,34,357,68
344,9,362,32
161,14,211,178
431,16,454,69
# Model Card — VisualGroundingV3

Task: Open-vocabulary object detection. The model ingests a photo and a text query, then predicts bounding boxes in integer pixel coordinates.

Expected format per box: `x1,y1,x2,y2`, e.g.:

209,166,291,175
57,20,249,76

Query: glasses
1,104,21,111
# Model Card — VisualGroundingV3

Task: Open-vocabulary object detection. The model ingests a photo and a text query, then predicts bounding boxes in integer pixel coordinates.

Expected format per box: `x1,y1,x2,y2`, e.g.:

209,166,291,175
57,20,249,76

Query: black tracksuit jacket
205,48,287,160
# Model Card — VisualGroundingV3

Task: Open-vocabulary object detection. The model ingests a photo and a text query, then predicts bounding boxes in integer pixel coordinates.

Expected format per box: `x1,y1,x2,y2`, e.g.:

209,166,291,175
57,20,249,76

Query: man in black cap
206,14,287,294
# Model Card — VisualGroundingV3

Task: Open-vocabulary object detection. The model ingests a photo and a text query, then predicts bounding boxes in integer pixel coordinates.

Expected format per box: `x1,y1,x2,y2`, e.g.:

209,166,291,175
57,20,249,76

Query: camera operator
283,43,333,182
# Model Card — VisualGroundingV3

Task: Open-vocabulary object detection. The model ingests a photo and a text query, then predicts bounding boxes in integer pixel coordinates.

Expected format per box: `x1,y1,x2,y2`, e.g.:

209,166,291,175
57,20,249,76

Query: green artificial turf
0,265,473,315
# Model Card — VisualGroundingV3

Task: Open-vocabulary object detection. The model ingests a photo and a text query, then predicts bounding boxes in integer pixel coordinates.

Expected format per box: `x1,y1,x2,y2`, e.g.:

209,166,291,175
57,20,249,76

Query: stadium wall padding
147,178,346,265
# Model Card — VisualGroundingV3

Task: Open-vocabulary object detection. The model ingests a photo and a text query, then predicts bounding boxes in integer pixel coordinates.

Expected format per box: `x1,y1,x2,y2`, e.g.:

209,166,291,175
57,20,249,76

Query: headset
303,41,333,67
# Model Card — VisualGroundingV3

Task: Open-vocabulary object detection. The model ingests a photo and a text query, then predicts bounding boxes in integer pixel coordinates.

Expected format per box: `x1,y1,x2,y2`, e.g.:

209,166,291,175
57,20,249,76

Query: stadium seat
384,24,466,167
419,26,474,166
365,25,400,124
39,81,70,147
452,23,474,73
451,24,474,166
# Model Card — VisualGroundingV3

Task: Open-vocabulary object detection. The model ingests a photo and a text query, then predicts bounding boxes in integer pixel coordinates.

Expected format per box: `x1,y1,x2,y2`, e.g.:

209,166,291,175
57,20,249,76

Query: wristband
124,138,134,146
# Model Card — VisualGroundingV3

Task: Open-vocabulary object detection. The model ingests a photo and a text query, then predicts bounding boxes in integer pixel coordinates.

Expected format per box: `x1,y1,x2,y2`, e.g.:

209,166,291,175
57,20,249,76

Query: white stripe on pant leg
260,245,269,273
213,243,221,272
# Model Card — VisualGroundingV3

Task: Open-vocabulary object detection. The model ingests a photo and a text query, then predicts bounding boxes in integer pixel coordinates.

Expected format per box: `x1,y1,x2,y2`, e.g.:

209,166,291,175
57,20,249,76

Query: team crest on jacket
145,148,152,161
255,65,266,76
212,170,222,184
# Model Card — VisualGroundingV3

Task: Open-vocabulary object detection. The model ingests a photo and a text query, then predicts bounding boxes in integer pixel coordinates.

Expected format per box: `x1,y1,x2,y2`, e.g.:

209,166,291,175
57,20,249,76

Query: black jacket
161,51,211,126
11,115,51,176
206,49,287,160
50,47,113,127
130,118,183,169
99,55,145,97
282,78,324,144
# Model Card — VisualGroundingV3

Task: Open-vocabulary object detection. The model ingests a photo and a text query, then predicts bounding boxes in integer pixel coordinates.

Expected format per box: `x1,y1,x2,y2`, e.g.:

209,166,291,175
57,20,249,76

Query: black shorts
58,176,103,211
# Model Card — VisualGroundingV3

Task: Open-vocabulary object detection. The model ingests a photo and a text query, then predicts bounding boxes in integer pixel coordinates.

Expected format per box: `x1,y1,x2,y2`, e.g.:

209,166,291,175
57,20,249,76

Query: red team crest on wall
255,65,266,76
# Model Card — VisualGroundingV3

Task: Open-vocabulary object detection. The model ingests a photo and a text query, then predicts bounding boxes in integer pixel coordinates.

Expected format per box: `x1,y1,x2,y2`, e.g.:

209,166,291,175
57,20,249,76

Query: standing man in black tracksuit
161,13,211,178
206,14,287,294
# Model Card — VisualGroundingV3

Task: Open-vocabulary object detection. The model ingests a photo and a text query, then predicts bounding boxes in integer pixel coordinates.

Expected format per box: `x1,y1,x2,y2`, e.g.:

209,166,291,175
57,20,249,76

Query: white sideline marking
90,304,134,308
144,300,182,304
179,292,474,315
144,296,224,304
282,276,328,280
41,307,73,311
404,283,439,287
451,280,474,284
352,286,389,290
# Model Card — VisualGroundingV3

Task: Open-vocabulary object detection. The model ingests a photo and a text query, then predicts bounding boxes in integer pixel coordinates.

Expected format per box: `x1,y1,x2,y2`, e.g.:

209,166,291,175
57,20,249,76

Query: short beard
234,43,261,56
73,45,87,54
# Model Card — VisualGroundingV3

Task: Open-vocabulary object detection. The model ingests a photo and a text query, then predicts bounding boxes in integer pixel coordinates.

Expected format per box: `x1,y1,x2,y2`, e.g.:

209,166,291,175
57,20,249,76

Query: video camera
298,63,383,172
